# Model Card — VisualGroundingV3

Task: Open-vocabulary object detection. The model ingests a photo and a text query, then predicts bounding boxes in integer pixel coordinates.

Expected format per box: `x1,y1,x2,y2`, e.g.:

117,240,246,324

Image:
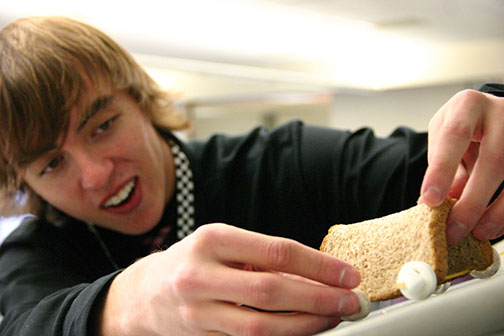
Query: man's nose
77,153,113,190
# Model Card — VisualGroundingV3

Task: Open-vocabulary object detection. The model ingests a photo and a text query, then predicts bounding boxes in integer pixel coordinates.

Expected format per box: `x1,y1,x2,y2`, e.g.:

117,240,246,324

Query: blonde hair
0,16,190,218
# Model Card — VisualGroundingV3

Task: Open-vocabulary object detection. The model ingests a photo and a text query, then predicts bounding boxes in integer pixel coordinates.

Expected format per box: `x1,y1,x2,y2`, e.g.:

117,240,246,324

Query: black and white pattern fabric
169,140,195,240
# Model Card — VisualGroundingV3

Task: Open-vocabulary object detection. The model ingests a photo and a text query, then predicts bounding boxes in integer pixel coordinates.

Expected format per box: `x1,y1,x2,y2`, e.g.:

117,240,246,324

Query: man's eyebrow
77,94,114,132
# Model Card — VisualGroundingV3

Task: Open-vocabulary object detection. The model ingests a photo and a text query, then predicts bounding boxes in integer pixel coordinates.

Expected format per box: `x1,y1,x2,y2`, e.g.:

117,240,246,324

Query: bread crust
320,198,493,301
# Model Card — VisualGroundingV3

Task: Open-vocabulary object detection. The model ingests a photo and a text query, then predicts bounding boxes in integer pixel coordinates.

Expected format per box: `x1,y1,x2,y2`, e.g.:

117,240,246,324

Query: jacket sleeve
0,217,120,336
299,124,428,224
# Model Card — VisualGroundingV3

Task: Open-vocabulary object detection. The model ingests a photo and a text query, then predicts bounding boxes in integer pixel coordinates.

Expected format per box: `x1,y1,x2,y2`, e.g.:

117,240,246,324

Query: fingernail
338,292,359,316
423,186,443,206
446,221,467,243
339,267,360,288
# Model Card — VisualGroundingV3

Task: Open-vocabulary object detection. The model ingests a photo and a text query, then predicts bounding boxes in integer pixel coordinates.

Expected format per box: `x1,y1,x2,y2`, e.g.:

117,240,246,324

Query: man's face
23,85,175,234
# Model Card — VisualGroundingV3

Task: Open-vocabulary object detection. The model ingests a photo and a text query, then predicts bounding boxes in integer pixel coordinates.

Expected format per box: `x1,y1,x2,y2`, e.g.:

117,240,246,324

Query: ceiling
268,0,504,42
1,0,503,92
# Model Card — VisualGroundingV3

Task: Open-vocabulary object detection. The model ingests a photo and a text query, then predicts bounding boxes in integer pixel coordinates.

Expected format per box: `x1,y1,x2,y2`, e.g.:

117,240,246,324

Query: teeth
104,179,135,208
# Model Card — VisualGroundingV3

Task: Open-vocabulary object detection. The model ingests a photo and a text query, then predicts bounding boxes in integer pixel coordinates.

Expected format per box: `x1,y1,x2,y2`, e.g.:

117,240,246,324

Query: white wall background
329,82,480,136
175,81,490,140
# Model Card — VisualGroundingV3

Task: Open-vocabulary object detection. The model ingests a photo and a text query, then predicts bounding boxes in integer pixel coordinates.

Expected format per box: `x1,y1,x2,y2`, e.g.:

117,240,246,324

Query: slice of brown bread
447,232,494,275
320,197,494,301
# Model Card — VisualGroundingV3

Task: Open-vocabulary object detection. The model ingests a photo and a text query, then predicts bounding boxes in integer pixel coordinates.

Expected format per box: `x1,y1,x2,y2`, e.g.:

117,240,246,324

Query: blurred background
1,0,503,139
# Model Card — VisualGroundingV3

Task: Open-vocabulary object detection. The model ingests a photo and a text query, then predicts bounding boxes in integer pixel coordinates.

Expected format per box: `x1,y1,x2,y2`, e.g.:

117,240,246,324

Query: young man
0,16,503,336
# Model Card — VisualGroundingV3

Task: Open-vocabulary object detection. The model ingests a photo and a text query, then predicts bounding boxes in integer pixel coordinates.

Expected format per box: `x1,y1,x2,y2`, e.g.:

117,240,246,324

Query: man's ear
11,183,44,218
0,187,29,217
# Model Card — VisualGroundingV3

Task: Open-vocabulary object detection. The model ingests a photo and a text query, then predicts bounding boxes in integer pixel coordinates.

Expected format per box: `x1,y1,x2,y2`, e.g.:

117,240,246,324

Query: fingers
421,90,504,242
445,139,504,242
167,224,362,335
444,95,504,242
445,142,479,200
205,265,360,316
472,187,504,241
170,255,359,320
421,90,482,207
196,301,341,336
191,224,360,289
176,224,360,325
446,163,469,199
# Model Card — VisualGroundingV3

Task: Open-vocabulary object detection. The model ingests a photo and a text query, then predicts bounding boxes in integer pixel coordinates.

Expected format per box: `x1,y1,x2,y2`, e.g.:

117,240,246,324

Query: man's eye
97,120,112,132
40,156,62,176
95,116,117,135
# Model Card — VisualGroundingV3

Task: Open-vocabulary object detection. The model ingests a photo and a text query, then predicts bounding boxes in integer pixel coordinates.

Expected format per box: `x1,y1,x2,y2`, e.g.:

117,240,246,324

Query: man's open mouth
103,177,137,208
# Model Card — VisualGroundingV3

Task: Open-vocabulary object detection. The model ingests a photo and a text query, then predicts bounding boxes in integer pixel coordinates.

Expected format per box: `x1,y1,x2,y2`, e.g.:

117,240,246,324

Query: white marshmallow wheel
341,288,371,321
397,261,437,301
470,247,501,279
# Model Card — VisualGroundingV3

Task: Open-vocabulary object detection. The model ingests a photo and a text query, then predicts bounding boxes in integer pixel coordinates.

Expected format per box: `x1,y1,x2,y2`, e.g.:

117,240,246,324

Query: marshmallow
397,261,437,300
434,282,451,295
341,288,371,321
471,248,501,279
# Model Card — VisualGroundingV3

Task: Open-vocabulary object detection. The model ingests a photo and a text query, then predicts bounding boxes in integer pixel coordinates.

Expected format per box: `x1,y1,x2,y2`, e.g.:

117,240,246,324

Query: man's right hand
97,223,361,336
